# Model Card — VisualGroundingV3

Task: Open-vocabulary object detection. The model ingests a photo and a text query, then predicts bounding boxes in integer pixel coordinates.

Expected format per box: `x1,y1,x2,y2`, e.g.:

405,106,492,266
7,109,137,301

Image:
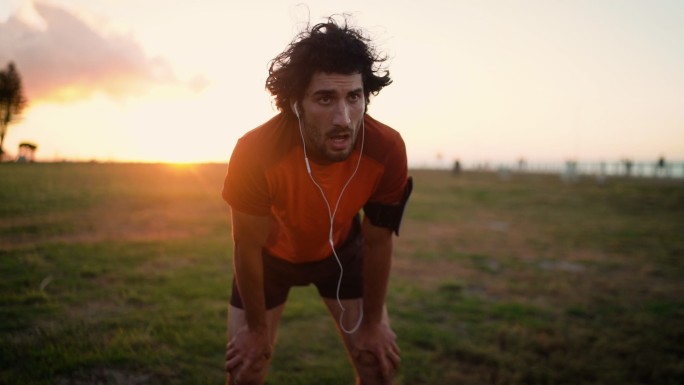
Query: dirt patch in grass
394,215,680,311
392,253,475,291
135,251,196,275
62,299,128,323
2,205,221,249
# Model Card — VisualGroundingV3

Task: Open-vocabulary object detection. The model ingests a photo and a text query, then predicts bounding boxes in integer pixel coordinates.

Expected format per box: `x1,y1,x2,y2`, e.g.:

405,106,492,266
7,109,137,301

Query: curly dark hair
265,15,392,116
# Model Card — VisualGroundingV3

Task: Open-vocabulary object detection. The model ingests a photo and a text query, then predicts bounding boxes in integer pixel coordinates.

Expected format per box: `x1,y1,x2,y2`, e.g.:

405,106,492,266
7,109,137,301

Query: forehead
305,72,363,95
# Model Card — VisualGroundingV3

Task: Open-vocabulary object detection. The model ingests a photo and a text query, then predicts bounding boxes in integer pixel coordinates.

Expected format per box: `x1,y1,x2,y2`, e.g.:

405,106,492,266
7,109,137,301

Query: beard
303,121,361,163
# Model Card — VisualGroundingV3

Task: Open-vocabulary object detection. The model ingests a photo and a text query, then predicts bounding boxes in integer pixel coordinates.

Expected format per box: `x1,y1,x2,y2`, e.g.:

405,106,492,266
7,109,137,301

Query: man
222,16,412,385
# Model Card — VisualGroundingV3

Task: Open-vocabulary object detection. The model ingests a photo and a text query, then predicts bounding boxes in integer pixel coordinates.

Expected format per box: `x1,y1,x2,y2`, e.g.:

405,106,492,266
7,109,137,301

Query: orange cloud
0,2,180,103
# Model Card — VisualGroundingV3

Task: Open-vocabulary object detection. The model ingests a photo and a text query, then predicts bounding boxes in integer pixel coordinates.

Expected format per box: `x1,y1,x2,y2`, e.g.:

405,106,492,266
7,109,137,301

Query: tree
0,62,28,162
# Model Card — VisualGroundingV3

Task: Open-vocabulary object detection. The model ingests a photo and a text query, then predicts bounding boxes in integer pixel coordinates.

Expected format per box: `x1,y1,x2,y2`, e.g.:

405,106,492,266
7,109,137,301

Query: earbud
292,101,300,118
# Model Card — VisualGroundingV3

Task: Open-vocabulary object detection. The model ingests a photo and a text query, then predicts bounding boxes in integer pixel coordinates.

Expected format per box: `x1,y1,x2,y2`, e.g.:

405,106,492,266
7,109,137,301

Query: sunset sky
1,0,683,166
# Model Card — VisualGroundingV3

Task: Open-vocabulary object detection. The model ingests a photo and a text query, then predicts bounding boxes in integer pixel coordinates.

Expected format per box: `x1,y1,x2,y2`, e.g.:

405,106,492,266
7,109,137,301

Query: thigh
324,297,365,336
323,299,396,385
231,250,303,310
227,304,285,343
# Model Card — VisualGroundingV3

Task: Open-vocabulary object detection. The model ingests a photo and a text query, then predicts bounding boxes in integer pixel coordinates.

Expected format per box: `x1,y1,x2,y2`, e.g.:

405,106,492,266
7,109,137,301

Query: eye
318,96,332,105
348,93,362,103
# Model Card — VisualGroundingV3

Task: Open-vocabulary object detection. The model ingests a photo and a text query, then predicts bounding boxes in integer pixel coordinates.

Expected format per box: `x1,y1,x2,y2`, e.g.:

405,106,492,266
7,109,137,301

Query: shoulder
237,113,295,148
232,113,297,165
224,113,296,214
363,115,403,142
362,115,407,163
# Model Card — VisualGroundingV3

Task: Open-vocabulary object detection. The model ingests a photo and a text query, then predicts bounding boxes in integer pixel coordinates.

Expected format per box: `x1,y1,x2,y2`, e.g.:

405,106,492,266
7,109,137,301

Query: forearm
229,209,270,332
233,243,267,331
361,236,393,325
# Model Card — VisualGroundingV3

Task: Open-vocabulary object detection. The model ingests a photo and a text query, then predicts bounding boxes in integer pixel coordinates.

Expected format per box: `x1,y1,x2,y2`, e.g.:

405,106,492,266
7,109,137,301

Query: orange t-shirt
222,113,409,263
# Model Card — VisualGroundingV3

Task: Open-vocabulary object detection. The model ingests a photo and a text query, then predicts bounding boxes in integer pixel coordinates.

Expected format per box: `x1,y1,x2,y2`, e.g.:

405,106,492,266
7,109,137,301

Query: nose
332,100,352,128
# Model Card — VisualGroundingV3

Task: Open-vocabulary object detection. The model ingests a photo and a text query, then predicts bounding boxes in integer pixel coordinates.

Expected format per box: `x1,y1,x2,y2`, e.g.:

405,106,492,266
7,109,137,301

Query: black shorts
230,218,363,310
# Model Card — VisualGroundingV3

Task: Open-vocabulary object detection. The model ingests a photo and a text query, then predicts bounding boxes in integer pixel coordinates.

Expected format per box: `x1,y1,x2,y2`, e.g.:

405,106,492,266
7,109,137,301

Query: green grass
1,163,683,384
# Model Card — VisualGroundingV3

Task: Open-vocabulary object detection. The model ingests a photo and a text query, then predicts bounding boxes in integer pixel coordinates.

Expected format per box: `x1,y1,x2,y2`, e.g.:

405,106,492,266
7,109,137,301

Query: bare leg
323,298,396,385
226,304,285,385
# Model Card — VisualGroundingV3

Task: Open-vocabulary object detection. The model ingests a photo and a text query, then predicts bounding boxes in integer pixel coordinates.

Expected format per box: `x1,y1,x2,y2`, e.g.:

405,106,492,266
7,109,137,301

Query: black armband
363,176,413,235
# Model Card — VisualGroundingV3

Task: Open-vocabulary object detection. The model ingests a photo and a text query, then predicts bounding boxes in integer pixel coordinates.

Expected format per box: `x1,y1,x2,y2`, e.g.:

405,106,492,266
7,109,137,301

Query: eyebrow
312,87,364,97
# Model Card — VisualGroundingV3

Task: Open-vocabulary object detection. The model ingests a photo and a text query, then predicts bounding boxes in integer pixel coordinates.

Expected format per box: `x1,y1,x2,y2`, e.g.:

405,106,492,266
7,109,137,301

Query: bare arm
230,208,271,330
361,216,394,325
225,208,272,382
353,216,400,382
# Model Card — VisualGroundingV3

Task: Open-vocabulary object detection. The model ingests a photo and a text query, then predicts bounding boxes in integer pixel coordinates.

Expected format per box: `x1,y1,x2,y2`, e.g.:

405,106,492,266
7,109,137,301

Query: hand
351,322,401,382
225,326,272,383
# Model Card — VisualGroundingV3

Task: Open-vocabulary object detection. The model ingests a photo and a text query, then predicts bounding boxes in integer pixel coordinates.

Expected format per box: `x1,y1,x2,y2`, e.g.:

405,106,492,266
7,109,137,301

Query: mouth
328,131,352,151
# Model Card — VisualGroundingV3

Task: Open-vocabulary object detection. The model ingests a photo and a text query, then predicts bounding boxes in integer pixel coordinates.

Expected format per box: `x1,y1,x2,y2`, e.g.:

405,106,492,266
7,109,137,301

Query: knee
354,351,395,385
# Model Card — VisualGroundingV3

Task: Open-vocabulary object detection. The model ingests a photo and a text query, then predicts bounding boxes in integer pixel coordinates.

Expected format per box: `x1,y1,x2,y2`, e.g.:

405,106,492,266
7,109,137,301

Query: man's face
298,72,365,163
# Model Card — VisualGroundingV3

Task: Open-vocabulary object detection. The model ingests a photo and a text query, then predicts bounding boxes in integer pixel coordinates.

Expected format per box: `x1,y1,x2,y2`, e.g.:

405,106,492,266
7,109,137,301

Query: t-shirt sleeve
368,132,409,204
222,137,271,216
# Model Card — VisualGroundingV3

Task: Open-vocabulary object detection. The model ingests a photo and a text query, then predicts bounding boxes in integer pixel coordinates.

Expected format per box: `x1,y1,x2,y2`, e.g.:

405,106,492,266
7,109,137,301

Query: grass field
1,163,683,385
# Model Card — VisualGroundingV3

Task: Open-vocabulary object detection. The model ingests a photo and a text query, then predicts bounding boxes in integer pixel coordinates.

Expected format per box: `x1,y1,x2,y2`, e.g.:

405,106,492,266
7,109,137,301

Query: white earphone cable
296,110,365,334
